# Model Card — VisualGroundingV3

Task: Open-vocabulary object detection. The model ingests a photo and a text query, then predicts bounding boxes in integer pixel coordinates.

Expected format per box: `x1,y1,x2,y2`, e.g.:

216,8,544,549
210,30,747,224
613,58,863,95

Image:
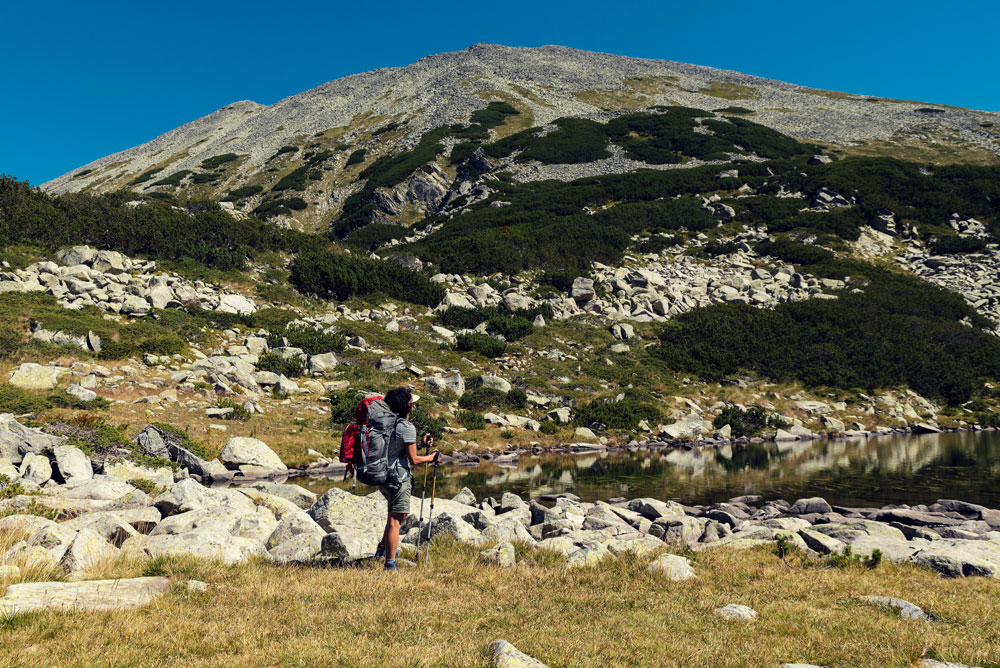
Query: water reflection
288,431,1000,508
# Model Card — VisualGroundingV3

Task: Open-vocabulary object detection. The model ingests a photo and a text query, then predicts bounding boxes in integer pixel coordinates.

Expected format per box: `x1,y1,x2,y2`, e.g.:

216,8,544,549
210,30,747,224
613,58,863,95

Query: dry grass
698,82,761,101
816,134,1000,166
573,89,651,111
0,541,998,667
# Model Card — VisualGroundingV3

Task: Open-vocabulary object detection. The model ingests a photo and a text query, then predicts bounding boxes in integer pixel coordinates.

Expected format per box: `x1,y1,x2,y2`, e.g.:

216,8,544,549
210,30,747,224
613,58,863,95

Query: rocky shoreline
3,404,999,583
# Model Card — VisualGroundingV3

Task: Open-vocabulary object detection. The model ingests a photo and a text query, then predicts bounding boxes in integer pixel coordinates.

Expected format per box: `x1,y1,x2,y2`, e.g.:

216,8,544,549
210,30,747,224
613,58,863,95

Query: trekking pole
424,452,440,568
415,442,430,552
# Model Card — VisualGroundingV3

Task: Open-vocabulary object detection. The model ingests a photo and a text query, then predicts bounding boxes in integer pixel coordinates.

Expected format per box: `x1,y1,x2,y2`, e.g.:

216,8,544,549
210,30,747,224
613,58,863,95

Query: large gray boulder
154,478,224,516
19,452,52,485
788,497,833,515
122,530,265,565
54,476,138,501
909,540,1000,578
319,527,378,562
0,414,67,464
488,640,550,668
570,277,595,305
0,576,172,616
60,528,118,577
309,488,386,538
480,542,516,568
219,437,286,472
269,533,323,565
55,245,97,267
53,444,93,483
858,595,934,621
647,553,697,580
266,511,325,550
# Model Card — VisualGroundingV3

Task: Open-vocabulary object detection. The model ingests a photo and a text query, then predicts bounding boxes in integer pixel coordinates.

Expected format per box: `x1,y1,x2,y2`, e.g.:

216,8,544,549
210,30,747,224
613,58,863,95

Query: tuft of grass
699,81,761,101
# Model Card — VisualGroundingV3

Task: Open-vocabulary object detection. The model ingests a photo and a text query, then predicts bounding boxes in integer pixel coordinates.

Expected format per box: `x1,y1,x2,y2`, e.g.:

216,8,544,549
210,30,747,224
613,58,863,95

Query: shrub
328,389,366,427
455,333,507,358
458,387,509,411
267,324,345,354
713,405,786,438
411,405,446,440
506,388,527,410
574,393,661,430
0,176,314,271
225,185,264,201
656,256,1000,404
289,248,445,306
344,149,367,167
151,170,192,187
200,153,239,169
538,420,559,435
931,236,988,255
0,326,21,359
127,478,159,494
271,166,319,192
128,167,165,186
344,223,411,251
437,305,547,342
0,383,53,414
459,410,485,430
190,172,220,184
256,352,305,377
214,398,251,421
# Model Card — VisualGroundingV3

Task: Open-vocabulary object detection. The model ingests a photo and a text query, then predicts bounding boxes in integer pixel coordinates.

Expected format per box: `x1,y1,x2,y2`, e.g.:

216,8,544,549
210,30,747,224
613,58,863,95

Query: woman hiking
375,386,438,570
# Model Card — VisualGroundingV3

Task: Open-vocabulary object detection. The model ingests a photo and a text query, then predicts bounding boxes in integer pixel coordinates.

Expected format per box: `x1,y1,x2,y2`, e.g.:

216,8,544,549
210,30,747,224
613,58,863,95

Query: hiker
375,386,438,570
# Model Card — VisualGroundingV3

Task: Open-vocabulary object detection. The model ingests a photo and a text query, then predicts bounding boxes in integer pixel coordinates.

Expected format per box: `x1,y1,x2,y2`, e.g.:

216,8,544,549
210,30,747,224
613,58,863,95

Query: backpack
340,396,401,487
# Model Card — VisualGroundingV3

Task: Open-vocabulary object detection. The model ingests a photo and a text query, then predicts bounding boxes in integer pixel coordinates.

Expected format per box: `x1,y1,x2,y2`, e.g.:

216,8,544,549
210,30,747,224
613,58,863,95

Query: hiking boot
374,542,385,559
383,559,397,571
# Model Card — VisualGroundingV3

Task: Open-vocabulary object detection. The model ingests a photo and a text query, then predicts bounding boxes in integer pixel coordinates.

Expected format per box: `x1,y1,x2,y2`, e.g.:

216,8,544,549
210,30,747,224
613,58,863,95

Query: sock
383,558,397,570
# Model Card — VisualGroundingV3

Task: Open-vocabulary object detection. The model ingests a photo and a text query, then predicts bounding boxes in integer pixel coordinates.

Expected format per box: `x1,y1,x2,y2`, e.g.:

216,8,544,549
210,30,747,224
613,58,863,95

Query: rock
574,426,597,439
820,416,845,431
480,375,512,393
153,478,222,516
19,452,53,484
121,295,151,316
124,530,265,565
308,488,386,538
909,540,1000,578
566,543,609,567
53,444,93,482
798,529,846,555
647,553,696,580
9,362,68,390
319,527,378,563
103,459,173,488
453,487,477,506
66,383,98,402
857,595,934,621
774,428,798,441
715,604,758,620
918,661,982,668
60,527,118,577
219,437,286,472
795,400,831,415
808,154,833,165
268,532,323,565
0,565,20,579
308,352,339,375
570,277,595,305
135,426,170,460
419,511,482,545
377,356,406,373
788,497,833,515
913,422,942,434
610,323,635,340
480,541,516,568
216,294,256,315
250,482,317,511
488,639,550,668
56,245,97,267
266,512,325,549
0,577,172,615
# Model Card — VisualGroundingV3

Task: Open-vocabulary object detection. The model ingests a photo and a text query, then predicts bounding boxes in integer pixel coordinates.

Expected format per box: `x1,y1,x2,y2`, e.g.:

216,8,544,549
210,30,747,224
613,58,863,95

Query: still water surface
287,431,1000,509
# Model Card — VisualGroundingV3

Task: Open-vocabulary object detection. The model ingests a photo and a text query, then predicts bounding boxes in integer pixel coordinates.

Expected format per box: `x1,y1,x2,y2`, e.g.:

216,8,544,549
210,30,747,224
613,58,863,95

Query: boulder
647,553,697,580
715,604,758,620
216,294,257,315
909,540,1000,578
60,527,118,577
103,459,173,488
55,476,138,501
309,488,386,538
570,277,595,305
0,414,67,464
66,383,98,402
319,527,378,563
123,530,265,565
53,444,93,482
480,542,516,568
9,363,68,391
219,437,286,472
55,246,97,267
153,478,223,516
0,576,172,615
377,356,406,373
480,375,512,393
453,487,477,506
266,511,326,550
788,497,833,515
268,533,323,565
857,595,934,621
308,353,339,375
488,639,551,668
19,452,53,485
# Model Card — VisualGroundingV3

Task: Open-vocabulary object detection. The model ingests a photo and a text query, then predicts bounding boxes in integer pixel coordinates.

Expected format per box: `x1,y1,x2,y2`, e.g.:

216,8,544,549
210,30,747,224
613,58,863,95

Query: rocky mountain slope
43,44,1000,232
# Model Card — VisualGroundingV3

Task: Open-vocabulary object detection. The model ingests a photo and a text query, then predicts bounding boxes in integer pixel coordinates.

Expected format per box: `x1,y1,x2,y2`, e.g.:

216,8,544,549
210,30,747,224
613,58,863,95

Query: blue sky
3,0,998,185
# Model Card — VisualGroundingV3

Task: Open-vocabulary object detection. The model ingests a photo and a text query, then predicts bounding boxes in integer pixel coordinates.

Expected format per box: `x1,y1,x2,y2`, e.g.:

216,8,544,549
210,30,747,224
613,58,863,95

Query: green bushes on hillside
455,333,507,358
436,305,550,341
656,254,1000,404
343,223,411,251
151,170,193,187
574,392,661,430
288,248,445,306
0,176,312,271
266,324,345,354
224,185,263,201
200,153,239,169
344,149,367,167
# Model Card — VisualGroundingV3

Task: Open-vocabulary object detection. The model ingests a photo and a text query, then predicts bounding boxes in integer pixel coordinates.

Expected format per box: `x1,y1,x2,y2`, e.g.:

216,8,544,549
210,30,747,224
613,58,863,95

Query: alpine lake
277,430,1000,509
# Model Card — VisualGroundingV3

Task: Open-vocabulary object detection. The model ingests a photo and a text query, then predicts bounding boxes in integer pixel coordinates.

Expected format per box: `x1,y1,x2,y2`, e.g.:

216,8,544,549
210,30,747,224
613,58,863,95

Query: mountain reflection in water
288,431,1000,508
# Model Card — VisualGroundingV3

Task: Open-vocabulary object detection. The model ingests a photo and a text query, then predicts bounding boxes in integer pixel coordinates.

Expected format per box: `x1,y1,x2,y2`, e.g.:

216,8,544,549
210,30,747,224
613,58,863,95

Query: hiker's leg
386,512,407,562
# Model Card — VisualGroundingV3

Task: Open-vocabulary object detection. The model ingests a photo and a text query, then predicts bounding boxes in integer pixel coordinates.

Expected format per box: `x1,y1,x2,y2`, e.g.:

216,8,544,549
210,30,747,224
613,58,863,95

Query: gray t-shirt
387,418,417,478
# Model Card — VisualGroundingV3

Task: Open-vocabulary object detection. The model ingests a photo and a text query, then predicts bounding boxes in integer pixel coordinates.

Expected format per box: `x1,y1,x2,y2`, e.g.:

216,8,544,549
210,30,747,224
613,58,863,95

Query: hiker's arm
406,441,438,465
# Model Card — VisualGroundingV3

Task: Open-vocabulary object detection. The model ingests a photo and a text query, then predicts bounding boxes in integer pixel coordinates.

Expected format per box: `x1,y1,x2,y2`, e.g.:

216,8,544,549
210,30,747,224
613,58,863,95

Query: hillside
43,44,1000,233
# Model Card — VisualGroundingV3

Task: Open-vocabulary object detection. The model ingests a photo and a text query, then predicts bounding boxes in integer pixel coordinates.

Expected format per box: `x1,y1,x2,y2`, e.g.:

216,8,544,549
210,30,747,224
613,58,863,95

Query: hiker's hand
422,433,434,449
431,449,440,463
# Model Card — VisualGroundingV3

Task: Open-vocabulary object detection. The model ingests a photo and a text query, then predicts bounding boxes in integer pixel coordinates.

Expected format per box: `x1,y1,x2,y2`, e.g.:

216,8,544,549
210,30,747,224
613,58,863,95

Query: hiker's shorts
379,477,412,515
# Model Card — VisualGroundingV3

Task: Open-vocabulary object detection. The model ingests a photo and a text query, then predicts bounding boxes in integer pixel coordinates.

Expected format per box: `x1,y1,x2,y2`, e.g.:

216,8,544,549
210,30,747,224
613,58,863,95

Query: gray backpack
353,399,402,488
